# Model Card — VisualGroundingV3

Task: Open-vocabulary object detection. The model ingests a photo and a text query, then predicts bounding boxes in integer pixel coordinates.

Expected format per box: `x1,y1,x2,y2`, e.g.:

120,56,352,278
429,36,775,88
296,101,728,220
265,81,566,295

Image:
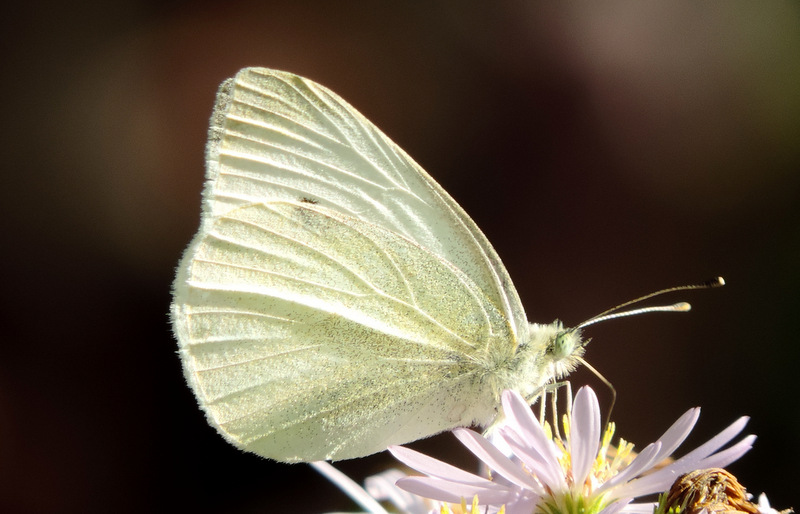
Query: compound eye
551,332,572,359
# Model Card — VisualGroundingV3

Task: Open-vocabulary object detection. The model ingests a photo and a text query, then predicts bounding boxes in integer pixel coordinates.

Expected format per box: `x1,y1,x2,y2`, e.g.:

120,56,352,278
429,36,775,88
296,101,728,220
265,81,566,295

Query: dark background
2,1,798,512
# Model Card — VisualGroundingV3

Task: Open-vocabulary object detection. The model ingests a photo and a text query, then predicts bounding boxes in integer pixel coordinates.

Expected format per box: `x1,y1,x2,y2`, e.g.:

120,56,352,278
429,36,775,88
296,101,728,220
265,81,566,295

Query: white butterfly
171,67,589,463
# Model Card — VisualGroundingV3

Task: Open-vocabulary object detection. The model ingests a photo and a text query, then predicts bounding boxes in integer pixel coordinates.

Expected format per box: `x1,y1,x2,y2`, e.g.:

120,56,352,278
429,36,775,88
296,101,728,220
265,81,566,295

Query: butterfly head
545,322,586,380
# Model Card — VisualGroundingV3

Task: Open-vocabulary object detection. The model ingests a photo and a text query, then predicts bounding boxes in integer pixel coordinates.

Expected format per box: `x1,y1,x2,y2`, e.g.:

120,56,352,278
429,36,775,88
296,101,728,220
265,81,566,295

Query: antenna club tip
675,302,692,312
708,276,725,287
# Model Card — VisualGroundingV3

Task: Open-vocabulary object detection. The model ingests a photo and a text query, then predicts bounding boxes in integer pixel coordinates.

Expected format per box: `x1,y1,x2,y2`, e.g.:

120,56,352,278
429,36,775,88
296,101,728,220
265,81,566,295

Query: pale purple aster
389,387,755,514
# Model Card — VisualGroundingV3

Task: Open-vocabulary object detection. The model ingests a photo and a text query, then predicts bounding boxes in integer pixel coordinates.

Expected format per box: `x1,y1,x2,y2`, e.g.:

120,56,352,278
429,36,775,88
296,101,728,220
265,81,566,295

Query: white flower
390,387,755,514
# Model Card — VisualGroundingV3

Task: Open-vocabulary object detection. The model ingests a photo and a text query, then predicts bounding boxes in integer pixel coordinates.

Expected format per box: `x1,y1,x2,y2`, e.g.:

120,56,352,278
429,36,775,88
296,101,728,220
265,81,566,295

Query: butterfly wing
203,68,527,337
171,68,529,461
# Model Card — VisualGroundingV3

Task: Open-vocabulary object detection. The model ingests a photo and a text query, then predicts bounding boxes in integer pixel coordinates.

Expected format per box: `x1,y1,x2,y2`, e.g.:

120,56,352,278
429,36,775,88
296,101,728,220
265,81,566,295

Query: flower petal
610,466,680,499
570,387,602,489
648,407,700,463
673,416,749,464
757,493,780,514
502,424,567,493
388,446,490,486
310,461,389,514
694,434,755,469
365,469,430,514
504,492,542,514
595,442,661,495
395,476,513,505
453,428,540,491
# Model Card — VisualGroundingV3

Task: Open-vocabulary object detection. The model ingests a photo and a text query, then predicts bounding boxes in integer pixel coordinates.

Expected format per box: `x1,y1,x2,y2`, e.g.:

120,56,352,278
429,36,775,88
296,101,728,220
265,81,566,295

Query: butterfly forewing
205,68,527,338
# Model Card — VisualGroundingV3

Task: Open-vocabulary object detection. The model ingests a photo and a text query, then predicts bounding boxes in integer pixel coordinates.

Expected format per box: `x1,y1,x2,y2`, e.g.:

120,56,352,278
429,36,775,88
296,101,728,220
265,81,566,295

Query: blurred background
2,1,799,512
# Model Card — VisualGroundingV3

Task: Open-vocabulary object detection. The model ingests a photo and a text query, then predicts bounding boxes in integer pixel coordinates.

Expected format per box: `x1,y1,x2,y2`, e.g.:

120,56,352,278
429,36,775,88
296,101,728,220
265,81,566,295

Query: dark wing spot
299,197,318,204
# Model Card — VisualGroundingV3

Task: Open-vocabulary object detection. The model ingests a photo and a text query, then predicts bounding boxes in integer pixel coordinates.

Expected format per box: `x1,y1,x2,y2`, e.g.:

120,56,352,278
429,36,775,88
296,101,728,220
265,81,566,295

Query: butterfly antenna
577,277,724,329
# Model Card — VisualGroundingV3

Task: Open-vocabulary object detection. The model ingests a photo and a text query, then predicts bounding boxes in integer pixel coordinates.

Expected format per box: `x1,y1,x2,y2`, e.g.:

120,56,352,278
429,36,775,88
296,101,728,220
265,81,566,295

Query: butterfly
171,67,714,463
